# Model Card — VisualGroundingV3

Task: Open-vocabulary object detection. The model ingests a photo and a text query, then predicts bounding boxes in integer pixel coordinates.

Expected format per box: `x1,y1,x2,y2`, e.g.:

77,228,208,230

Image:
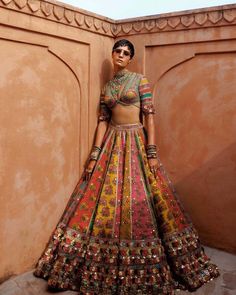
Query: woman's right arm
93,120,109,148
84,86,111,180
84,121,109,181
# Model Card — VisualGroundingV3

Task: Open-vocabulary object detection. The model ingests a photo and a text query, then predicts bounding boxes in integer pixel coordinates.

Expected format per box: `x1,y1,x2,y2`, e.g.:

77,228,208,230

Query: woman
34,39,220,294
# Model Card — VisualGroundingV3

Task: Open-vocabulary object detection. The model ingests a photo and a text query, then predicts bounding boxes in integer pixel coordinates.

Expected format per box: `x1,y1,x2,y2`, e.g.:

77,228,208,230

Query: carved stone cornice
0,0,236,37
114,5,236,36
0,0,114,36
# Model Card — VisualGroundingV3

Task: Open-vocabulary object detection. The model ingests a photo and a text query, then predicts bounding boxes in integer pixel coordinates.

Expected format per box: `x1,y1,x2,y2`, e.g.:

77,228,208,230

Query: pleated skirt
34,121,220,294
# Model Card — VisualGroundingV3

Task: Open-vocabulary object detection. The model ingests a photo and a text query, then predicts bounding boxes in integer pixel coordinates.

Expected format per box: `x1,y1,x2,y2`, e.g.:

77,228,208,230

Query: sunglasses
113,48,131,57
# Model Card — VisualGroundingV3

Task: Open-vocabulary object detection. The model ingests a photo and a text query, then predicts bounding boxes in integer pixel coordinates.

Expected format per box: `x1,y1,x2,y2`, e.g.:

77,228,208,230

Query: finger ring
86,169,92,173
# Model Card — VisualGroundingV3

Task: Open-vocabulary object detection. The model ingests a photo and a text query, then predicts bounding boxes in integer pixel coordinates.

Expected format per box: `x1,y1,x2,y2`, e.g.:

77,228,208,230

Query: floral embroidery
34,123,219,294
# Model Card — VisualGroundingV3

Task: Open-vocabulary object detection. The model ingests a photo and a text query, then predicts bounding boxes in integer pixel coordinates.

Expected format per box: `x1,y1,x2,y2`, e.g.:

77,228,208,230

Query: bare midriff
110,103,141,125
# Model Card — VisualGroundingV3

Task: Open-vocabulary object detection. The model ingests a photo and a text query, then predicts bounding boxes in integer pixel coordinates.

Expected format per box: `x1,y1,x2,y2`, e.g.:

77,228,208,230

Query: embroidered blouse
98,69,155,122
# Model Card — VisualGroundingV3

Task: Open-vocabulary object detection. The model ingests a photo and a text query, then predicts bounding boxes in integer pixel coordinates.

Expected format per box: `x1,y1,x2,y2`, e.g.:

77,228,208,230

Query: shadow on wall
100,58,113,87
174,141,236,254
87,58,113,146
98,58,113,115
147,49,236,255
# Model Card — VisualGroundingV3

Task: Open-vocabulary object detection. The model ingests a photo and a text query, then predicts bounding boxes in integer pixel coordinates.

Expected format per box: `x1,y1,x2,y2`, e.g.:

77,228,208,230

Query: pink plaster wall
122,22,236,254
0,0,114,281
0,0,235,282
153,52,236,252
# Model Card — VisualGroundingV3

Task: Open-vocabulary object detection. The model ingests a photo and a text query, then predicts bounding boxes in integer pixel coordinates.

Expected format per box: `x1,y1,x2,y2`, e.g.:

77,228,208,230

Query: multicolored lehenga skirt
34,121,220,294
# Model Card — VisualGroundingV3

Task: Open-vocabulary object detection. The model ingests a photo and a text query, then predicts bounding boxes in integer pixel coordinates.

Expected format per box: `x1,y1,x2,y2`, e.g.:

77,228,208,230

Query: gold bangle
89,145,101,161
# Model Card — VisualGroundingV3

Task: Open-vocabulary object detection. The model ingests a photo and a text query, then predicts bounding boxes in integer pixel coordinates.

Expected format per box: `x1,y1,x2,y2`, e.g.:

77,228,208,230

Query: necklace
113,68,128,79
110,70,130,100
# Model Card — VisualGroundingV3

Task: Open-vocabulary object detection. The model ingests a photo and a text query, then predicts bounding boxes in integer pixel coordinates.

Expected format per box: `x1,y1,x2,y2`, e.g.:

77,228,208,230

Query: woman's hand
84,160,96,181
148,158,159,178
83,121,108,182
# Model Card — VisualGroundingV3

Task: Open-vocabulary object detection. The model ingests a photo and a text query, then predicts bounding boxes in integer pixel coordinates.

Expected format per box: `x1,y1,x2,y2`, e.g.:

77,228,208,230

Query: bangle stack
146,144,158,159
89,146,101,161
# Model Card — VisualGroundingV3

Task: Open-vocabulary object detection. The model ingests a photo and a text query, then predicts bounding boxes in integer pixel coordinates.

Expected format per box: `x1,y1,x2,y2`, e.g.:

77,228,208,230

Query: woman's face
112,45,131,70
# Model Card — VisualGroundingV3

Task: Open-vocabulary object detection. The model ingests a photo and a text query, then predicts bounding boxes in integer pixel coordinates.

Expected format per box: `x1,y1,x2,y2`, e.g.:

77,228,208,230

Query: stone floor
0,246,235,295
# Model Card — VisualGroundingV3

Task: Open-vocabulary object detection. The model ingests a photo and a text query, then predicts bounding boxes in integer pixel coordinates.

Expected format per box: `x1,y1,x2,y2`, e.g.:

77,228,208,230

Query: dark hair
112,39,135,59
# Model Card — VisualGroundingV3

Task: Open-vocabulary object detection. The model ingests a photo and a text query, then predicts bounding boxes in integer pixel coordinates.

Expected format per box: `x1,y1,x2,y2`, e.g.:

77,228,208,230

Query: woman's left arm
145,113,156,146
139,75,159,177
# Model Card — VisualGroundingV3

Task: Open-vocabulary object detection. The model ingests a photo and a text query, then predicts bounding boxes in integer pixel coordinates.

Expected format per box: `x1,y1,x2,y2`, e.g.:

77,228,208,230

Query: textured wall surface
123,13,236,255
0,0,114,282
0,0,235,282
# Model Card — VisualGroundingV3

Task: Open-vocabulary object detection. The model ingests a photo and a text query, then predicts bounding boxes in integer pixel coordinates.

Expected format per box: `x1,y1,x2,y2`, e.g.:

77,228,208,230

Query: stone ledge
0,0,236,37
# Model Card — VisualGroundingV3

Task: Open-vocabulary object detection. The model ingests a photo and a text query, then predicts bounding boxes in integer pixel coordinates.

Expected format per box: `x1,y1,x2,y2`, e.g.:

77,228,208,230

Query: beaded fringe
34,224,219,294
